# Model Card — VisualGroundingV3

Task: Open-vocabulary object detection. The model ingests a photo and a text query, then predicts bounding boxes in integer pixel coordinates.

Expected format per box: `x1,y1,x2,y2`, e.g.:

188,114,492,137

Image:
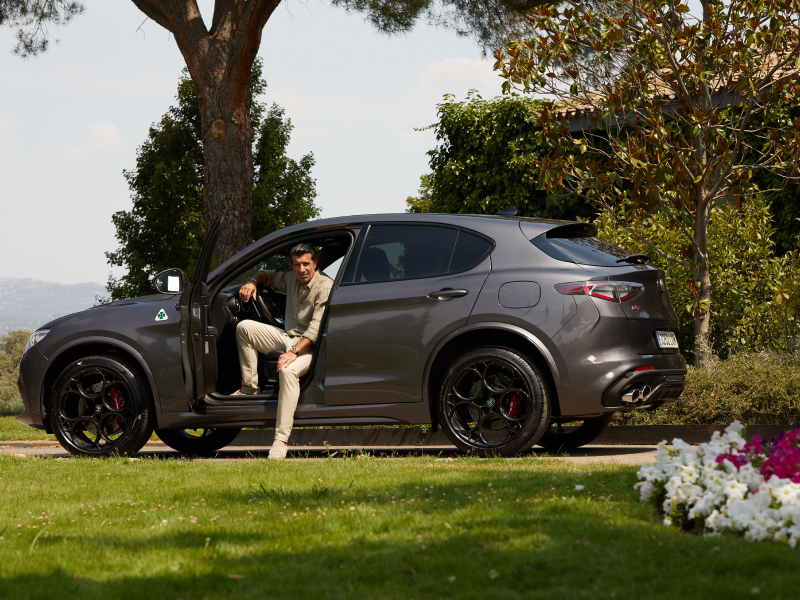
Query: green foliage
747,95,800,255
0,0,84,56
407,93,596,220
495,0,800,363
614,352,800,426
0,329,30,416
105,60,318,301
332,0,548,53
597,197,800,357
251,105,319,240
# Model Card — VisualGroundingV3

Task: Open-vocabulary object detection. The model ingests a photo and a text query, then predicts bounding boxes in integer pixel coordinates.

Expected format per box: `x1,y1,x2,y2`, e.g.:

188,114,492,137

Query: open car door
179,217,224,406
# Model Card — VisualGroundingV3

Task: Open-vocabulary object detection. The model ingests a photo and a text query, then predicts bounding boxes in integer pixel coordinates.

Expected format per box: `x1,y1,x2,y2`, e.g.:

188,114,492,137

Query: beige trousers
235,320,312,443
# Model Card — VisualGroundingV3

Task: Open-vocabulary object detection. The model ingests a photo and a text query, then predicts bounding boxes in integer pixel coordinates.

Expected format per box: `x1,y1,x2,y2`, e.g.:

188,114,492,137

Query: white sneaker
268,444,288,460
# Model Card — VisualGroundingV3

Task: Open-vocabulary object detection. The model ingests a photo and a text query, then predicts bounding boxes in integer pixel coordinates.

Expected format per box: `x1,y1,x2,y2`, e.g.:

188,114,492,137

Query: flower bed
636,421,800,546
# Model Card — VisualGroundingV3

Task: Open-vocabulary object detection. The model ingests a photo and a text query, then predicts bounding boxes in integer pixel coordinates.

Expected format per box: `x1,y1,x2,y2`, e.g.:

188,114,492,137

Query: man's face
291,252,317,286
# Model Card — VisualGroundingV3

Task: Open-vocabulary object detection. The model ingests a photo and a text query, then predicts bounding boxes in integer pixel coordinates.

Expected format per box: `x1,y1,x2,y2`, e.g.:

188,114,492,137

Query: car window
448,230,492,273
531,224,630,266
322,256,344,279
355,225,456,283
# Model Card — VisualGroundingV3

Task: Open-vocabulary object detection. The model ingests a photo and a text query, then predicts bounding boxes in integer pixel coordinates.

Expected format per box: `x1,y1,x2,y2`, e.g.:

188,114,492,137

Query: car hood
39,293,176,329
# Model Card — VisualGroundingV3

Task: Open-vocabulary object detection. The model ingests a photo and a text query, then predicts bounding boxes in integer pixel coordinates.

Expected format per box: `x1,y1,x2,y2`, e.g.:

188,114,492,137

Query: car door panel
323,261,490,405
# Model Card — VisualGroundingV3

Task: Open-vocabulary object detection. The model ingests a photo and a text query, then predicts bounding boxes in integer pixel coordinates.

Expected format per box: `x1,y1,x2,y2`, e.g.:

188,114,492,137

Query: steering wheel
250,285,284,328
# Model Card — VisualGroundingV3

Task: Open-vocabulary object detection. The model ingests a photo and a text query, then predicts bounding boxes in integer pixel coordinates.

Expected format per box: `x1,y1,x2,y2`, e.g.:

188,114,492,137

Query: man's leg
274,353,313,443
235,321,289,394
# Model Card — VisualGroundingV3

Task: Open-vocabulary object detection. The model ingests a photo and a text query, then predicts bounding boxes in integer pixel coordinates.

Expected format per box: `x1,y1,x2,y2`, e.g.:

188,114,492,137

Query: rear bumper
602,368,686,409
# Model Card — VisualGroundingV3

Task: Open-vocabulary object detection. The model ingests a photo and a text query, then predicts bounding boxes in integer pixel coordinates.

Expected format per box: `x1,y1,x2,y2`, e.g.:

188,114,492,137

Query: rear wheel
536,414,613,451
437,347,550,457
156,428,242,455
48,355,155,457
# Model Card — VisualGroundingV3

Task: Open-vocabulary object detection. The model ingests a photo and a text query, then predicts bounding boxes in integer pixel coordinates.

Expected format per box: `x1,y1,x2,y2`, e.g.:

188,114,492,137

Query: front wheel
536,414,613,451
156,428,242,455
49,355,155,457
437,347,551,457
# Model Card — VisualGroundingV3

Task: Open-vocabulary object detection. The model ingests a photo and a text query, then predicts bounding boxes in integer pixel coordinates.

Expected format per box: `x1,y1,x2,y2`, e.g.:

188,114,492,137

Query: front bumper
15,345,48,430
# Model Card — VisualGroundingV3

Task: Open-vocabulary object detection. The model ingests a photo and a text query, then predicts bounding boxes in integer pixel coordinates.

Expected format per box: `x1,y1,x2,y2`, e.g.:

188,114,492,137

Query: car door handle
427,288,468,300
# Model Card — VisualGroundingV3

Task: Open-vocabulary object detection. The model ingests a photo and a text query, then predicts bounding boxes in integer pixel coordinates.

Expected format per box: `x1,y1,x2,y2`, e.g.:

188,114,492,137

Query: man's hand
239,281,258,302
276,352,297,371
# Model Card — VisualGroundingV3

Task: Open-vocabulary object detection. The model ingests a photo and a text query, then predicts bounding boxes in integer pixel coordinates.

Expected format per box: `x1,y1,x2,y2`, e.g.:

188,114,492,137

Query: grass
0,455,797,599
0,416,54,442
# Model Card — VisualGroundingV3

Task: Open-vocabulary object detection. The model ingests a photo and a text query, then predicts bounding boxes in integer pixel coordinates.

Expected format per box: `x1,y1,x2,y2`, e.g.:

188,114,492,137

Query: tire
48,355,155,457
536,414,613,451
437,346,551,457
156,427,242,455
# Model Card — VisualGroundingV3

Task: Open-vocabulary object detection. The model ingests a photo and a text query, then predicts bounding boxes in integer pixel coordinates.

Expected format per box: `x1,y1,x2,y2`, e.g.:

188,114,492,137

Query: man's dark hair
290,243,317,262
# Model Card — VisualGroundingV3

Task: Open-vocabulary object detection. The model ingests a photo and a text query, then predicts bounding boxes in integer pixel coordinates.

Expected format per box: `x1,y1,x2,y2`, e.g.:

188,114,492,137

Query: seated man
235,243,332,460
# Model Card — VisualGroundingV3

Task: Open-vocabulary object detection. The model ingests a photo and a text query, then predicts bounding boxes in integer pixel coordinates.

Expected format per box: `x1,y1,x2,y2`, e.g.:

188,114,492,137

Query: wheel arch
40,337,161,431
423,323,563,428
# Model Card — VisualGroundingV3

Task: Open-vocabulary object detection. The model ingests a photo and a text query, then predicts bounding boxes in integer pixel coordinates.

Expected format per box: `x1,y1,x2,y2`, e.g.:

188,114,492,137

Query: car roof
210,212,578,280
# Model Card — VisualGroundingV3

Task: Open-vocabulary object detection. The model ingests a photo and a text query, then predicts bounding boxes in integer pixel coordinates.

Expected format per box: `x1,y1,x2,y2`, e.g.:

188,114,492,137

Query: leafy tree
128,0,551,260
105,61,318,302
496,0,800,365
0,329,30,416
597,197,800,358
0,0,83,56
407,92,597,220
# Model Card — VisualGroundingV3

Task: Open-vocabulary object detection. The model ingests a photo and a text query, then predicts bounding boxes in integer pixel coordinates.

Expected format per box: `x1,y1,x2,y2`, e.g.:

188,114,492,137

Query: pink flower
716,453,749,470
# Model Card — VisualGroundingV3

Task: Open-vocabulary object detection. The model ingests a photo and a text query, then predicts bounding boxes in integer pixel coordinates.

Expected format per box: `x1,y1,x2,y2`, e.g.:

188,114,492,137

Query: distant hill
0,279,106,333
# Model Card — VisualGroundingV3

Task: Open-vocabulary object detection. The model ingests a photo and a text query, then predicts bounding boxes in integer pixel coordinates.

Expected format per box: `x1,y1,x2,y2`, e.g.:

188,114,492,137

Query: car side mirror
152,269,188,295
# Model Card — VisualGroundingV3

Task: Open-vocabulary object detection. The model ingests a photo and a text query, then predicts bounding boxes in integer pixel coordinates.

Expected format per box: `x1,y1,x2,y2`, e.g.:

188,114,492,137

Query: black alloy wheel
438,347,550,457
156,427,242,455
536,414,614,451
49,355,154,457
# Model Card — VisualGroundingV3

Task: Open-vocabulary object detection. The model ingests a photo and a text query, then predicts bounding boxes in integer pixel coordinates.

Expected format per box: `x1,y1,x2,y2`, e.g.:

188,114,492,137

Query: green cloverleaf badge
155,309,168,322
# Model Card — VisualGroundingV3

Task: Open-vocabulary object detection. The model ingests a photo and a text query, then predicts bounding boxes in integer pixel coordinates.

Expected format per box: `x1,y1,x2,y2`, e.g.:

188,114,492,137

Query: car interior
207,233,354,399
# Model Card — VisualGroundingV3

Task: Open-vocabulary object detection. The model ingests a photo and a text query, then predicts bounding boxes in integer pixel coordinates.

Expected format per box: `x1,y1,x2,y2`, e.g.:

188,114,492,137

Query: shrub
0,329,30,416
614,352,800,426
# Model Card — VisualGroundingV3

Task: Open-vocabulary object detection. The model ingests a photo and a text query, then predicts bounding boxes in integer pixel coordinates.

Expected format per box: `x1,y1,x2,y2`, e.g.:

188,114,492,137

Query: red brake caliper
507,393,522,419
108,385,126,426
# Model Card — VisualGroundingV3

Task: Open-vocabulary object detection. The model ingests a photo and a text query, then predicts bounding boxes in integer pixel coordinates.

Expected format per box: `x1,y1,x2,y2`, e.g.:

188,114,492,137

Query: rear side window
448,230,492,273
531,223,630,266
355,225,456,282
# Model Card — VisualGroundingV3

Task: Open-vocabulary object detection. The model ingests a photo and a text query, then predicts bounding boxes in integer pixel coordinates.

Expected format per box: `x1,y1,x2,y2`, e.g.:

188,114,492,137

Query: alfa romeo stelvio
17,210,687,457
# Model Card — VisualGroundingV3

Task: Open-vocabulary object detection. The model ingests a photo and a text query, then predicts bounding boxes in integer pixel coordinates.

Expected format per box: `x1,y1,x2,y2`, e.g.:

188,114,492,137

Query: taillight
555,281,643,302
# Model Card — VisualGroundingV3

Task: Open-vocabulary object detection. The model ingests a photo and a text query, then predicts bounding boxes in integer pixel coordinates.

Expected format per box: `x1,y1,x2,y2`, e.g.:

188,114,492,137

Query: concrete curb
231,424,794,448
2,424,793,449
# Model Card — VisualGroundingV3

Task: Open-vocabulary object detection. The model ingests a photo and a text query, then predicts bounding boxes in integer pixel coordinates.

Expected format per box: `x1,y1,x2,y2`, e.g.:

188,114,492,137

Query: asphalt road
0,441,658,465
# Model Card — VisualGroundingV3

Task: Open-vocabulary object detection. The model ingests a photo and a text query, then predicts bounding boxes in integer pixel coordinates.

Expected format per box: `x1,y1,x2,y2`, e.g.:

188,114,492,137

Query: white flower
574,485,584,491
663,516,672,527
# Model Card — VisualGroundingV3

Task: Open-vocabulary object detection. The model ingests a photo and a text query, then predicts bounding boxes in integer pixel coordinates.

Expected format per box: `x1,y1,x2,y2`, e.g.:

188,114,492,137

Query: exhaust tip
621,388,641,405
641,385,652,399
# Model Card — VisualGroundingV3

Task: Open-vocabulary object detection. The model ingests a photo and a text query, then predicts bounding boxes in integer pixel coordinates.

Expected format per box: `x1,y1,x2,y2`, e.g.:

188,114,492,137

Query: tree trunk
693,200,712,366
198,84,253,260
129,0,281,261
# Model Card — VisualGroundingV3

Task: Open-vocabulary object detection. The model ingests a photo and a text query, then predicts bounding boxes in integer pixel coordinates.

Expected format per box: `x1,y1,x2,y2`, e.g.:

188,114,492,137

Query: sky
0,0,505,286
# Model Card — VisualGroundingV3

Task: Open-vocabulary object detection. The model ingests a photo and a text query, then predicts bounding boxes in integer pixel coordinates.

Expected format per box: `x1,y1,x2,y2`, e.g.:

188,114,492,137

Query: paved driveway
0,441,658,465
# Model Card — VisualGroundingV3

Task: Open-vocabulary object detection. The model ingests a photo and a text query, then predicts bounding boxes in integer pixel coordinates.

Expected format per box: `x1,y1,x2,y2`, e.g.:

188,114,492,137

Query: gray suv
16,212,686,457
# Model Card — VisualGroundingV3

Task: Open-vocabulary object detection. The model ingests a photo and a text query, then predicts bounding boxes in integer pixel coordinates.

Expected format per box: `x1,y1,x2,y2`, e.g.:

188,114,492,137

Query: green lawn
0,455,795,599
0,416,55,442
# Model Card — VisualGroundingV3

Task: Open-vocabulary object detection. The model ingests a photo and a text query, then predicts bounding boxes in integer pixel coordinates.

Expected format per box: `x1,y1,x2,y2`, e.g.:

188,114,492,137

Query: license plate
656,331,679,349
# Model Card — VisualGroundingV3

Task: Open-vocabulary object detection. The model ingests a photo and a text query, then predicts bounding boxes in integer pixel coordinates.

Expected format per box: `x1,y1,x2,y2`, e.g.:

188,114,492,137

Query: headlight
23,329,50,356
